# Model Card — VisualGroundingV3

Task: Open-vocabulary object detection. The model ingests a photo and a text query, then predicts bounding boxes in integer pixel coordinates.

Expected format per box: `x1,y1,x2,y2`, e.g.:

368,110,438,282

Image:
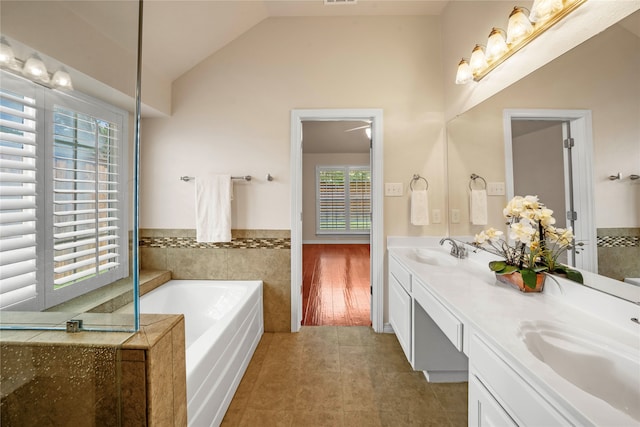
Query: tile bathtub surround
221,326,468,427
597,228,640,281
140,229,292,332
1,314,186,426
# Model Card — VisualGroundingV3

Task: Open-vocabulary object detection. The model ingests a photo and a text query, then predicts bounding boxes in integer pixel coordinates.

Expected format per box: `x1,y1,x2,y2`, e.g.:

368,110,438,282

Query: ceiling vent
324,0,357,5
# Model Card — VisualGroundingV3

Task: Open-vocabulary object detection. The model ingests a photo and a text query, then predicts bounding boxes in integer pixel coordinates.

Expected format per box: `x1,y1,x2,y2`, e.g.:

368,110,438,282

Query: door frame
503,109,597,272
290,109,384,332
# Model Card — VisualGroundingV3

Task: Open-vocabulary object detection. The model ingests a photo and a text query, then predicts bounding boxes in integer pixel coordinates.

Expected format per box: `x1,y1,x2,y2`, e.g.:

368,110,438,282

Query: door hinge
564,138,575,149
566,210,577,221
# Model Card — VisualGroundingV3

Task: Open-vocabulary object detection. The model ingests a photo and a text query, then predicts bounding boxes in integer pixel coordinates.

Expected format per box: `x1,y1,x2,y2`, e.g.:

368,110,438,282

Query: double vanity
388,238,640,426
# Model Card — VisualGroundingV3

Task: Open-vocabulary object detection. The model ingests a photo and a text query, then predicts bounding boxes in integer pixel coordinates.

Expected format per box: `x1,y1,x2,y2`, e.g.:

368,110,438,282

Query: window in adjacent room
316,166,370,234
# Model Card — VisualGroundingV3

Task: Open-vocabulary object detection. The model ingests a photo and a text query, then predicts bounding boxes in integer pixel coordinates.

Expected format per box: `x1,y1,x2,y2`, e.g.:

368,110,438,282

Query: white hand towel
195,174,232,243
470,189,488,225
411,190,430,225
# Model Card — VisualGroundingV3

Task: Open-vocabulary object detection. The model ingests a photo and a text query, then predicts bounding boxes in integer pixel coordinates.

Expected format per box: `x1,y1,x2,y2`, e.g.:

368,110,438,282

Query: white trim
503,109,596,272
291,108,384,333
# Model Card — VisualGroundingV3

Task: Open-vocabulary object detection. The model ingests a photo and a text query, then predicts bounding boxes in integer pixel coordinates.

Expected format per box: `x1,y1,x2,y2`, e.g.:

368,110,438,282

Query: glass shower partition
0,1,141,333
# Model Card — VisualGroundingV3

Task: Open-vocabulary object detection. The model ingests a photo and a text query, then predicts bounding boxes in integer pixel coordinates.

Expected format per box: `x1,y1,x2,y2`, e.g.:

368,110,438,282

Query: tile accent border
139,236,290,250
596,236,639,248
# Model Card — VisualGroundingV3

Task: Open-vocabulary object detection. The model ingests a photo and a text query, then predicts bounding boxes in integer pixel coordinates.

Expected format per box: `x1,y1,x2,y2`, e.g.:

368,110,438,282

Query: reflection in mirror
0,1,141,331
447,10,640,302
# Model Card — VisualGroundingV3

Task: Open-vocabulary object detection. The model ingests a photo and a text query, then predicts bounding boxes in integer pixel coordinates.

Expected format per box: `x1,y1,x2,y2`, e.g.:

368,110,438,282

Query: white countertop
388,241,640,427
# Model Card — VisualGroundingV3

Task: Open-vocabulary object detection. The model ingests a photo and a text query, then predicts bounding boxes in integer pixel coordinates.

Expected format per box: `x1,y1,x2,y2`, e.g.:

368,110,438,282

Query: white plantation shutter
317,167,346,231
0,70,127,310
0,75,43,310
316,166,370,234
51,105,121,289
348,168,371,231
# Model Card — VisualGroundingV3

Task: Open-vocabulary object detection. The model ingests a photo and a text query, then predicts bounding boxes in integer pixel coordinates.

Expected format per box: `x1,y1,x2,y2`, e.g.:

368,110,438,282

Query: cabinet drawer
413,278,463,351
389,255,411,293
471,334,571,426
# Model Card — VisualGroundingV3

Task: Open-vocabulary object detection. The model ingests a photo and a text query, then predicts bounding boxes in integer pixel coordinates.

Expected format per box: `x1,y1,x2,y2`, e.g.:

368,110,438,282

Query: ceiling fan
344,120,371,133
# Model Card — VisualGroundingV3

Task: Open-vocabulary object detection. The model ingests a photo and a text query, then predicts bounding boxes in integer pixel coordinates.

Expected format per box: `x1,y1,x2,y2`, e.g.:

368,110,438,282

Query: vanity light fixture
0,42,74,90
455,0,587,84
506,7,534,45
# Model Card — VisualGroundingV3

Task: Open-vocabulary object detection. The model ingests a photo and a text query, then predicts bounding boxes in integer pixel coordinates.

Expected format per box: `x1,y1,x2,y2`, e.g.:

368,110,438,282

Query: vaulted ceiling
141,0,449,82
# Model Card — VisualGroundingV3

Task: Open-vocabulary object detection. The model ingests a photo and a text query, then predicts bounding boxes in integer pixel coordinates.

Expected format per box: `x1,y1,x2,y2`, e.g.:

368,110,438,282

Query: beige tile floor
222,326,468,427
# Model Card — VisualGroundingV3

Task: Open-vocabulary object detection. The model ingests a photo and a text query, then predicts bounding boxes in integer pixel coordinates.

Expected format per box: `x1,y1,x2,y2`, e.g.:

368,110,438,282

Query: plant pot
495,271,545,293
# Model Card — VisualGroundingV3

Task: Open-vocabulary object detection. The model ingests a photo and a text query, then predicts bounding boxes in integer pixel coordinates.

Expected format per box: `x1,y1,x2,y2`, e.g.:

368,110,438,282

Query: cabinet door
389,274,412,364
469,375,517,427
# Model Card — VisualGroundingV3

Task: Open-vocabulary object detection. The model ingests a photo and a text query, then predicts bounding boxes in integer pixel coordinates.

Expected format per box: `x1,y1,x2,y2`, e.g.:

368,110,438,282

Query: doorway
301,120,371,325
503,109,597,272
291,109,384,332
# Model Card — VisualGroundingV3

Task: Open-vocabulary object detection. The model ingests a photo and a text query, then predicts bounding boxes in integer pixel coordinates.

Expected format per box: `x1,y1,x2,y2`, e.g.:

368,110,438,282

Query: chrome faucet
439,238,467,259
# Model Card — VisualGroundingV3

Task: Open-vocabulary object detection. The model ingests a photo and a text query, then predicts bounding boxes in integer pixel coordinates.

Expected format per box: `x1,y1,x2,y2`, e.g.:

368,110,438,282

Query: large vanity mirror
447,10,639,302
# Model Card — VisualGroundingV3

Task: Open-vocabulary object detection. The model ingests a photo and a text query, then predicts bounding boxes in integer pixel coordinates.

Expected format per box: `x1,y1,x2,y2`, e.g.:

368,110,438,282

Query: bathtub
140,280,263,426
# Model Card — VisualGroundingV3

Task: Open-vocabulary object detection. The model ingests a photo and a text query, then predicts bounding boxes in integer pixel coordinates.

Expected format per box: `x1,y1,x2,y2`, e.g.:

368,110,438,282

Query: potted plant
473,195,584,292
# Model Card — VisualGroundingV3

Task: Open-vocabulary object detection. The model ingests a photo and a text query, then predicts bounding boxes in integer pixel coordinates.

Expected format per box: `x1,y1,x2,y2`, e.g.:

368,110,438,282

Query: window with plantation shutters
0,70,128,311
316,166,371,234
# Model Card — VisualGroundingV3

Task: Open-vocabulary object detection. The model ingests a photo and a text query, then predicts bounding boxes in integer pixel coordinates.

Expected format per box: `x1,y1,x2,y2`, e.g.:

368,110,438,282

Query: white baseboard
383,322,395,334
303,239,370,244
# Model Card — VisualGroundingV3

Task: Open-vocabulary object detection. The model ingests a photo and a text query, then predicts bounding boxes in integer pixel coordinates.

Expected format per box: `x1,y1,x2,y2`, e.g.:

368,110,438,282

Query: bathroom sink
518,320,640,421
412,248,458,267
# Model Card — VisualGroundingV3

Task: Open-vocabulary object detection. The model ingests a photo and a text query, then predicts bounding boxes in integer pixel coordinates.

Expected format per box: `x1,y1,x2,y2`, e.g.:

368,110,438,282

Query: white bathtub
140,280,263,426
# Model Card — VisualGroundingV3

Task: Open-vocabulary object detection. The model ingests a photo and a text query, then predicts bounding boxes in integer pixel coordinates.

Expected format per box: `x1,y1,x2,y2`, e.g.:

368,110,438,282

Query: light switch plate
487,182,505,196
451,209,460,223
432,209,441,224
385,183,403,197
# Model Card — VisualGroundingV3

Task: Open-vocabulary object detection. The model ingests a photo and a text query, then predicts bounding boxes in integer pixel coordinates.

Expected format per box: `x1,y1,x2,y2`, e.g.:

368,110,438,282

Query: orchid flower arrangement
473,195,583,289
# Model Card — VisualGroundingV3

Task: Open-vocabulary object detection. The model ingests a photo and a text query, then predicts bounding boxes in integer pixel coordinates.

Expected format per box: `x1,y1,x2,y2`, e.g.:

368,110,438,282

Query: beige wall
140,16,447,237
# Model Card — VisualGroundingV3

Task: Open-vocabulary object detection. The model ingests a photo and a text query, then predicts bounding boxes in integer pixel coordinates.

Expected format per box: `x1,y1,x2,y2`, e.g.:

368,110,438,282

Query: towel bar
180,175,252,182
410,174,429,191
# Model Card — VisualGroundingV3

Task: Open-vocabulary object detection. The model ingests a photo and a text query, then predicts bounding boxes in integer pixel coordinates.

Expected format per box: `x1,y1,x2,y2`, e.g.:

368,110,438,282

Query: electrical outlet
432,209,441,224
385,183,403,197
451,209,460,224
487,182,505,196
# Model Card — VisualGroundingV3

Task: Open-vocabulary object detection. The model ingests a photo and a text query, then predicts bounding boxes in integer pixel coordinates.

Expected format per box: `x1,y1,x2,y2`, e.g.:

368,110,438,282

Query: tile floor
222,326,468,426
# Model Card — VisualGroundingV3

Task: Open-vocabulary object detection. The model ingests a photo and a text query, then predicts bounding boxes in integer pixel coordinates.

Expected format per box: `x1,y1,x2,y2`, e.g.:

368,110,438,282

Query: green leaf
521,269,539,289
566,269,584,284
489,261,506,272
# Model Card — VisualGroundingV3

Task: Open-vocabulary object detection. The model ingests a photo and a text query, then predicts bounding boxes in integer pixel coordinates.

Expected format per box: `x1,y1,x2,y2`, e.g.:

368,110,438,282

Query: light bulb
530,0,563,23
507,7,534,45
22,54,50,83
0,38,16,67
469,45,488,75
52,69,73,90
485,28,508,63
455,59,473,85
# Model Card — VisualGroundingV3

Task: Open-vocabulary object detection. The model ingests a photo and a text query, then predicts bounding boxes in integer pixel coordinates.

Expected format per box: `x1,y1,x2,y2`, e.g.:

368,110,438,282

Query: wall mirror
447,9,639,302
0,1,141,331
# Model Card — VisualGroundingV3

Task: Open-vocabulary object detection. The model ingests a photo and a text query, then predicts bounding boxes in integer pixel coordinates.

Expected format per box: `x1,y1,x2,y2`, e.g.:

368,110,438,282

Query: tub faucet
439,238,467,259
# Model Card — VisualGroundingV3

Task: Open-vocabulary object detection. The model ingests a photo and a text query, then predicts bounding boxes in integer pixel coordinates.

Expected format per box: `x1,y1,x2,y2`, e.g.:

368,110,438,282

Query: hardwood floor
302,244,371,326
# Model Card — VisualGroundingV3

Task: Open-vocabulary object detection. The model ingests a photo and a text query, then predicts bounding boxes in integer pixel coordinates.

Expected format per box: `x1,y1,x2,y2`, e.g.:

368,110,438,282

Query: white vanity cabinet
388,254,468,381
389,255,412,363
469,334,573,427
